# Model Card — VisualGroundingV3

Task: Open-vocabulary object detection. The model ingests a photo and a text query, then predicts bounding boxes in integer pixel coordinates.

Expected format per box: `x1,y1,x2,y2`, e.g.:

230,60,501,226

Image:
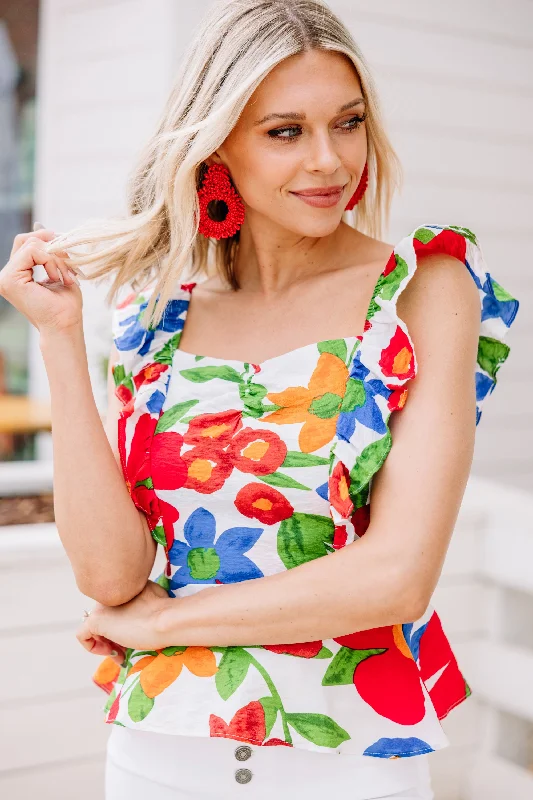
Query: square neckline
173,242,397,369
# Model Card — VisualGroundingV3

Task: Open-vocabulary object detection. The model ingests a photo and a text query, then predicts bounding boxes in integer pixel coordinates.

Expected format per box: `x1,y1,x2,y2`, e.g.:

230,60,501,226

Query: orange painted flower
263,352,349,453
92,656,121,694
137,647,217,699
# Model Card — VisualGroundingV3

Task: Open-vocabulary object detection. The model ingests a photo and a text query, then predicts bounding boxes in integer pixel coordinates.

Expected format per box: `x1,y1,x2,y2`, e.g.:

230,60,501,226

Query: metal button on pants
234,745,252,762
235,768,253,784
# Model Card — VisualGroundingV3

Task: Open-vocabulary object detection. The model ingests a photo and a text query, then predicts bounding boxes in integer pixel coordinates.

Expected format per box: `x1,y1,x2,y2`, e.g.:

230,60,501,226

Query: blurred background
0,1,532,798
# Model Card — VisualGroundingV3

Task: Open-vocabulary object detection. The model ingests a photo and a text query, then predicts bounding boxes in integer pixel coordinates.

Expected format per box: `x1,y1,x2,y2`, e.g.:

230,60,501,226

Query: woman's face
212,49,367,237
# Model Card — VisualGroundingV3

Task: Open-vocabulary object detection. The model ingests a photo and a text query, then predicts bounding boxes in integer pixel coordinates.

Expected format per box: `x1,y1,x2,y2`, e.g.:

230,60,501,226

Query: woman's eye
267,113,367,142
341,112,367,130
267,126,301,140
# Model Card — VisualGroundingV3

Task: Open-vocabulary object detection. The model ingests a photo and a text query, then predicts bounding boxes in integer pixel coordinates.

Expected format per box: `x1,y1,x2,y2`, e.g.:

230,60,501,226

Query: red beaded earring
197,162,245,239
345,162,369,211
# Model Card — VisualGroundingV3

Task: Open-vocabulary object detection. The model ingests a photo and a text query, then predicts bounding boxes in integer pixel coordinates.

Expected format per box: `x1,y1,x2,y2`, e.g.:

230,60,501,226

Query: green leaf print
349,432,392,495
112,363,134,397
315,646,334,659
104,686,117,714
128,680,155,722
155,400,199,433
215,647,252,701
151,525,167,547
317,339,348,362
179,365,244,384
350,484,370,511
155,572,171,591
258,473,311,491
281,451,330,468
340,378,365,413
413,228,436,245
112,363,127,385
322,646,387,686
259,696,278,738
239,382,268,418
285,713,350,748
160,646,187,656
308,392,343,419
154,333,181,365
491,278,516,303
367,255,409,319
277,512,335,569
135,477,154,490
447,225,478,246
477,336,511,379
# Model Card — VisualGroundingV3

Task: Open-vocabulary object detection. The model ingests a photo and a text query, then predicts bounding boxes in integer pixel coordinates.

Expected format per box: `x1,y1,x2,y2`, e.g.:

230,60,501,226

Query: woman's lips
290,188,344,208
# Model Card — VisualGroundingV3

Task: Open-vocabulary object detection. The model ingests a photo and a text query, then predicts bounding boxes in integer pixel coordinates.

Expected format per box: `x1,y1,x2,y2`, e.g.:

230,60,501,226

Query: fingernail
110,649,118,657
33,221,45,231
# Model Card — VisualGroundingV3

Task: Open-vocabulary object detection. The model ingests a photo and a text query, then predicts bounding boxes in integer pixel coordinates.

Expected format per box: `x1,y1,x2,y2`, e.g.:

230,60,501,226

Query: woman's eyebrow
253,97,365,126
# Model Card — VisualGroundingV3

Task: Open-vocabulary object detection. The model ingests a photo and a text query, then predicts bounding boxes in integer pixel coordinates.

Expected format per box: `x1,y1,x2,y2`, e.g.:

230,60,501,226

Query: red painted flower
117,291,137,309
118,412,182,547
413,228,467,265
329,461,353,518
133,362,169,391
334,624,426,725
118,412,152,486
184,410,242,447
379,326,415,381
182,443,233,494
418,612,469,720
264,641,323,658
351,504,370,538
210,701,266,746
107,692,121,723
151,430,187,491
387,386,409,412
332,524,348,549
234,483,294,525
228,428,287,476
263,738,292,747
115,381,133,407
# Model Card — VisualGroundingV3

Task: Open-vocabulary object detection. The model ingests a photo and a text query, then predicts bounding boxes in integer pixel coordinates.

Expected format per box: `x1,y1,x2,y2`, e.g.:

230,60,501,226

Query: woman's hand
0,227,83,334
76,580,171,656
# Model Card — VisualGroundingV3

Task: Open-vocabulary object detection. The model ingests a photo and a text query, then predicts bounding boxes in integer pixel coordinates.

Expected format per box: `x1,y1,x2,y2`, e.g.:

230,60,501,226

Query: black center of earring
207,199,229,221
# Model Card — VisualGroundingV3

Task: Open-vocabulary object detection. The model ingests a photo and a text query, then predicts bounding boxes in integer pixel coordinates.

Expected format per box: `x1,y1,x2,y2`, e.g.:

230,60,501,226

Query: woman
0,1,520,798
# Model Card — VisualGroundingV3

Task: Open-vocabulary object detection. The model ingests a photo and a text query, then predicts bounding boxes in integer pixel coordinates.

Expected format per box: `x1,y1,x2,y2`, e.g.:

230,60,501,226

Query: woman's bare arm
41,328,157,605
148,252,481,646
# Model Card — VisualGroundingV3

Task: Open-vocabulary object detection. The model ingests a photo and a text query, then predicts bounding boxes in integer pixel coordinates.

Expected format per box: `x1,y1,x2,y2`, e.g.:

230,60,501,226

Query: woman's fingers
18,241,74,285
10,229,57,258
76,623,126,665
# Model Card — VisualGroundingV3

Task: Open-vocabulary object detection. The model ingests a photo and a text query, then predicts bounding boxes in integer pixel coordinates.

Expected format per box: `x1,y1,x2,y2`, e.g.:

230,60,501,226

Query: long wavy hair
46,0,403,330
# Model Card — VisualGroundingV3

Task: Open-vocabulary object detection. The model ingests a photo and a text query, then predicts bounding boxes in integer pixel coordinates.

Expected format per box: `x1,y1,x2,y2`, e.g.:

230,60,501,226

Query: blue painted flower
363,736,434,758
115,296,189,357
402,621,428,663
168,507,264,590
336,352,390,442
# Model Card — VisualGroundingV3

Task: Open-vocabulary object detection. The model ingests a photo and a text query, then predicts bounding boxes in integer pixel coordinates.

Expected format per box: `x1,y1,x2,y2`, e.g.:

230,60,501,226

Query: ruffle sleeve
108,283,191,548
328,223,520,530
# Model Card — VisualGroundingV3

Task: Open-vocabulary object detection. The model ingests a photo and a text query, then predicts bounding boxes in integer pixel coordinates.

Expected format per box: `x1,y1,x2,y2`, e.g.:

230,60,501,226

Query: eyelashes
267,112,367,142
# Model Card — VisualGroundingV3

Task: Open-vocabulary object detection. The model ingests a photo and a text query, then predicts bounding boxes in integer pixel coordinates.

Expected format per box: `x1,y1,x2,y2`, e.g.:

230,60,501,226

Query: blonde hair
47,0,403,329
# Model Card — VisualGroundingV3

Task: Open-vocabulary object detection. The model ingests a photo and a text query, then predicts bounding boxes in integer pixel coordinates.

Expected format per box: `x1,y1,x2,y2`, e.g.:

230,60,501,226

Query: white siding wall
329,0,533,492
16,1,531,798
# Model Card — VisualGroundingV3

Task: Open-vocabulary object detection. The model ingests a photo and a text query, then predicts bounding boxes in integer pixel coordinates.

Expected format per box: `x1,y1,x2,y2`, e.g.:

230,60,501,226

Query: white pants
105,726,435,800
